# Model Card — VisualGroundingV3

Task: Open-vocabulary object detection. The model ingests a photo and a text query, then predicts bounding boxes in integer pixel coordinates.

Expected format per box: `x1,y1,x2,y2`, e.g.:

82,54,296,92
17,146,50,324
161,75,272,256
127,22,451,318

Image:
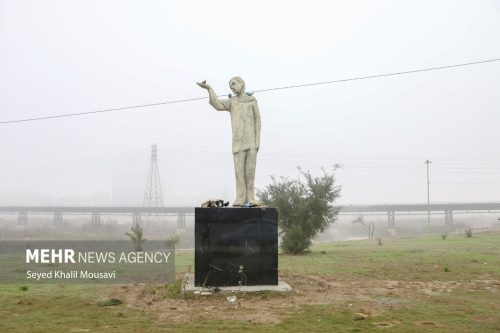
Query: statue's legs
232,151,247,206
245,148,257,204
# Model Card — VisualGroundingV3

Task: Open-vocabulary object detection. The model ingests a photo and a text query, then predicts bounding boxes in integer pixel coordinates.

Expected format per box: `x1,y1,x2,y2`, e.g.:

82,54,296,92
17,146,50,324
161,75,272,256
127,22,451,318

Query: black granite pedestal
195,207,278,287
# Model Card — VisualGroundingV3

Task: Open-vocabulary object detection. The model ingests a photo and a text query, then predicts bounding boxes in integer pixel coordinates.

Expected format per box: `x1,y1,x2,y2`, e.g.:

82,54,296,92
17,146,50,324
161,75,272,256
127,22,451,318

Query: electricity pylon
143,144,164,224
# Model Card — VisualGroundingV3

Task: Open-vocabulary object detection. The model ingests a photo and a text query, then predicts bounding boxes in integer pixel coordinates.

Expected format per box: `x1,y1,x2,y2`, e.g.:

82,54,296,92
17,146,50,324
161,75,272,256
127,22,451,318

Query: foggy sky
1,0,499,206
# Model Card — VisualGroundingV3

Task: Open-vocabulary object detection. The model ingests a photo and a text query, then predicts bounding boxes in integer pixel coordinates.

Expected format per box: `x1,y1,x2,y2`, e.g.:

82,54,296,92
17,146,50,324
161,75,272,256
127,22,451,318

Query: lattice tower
143,144,164,224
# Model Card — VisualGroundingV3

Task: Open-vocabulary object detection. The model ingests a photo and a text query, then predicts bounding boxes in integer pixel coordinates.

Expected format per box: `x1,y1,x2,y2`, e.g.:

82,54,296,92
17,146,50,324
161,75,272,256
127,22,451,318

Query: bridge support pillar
132,212,141,225
445,210,454,227
387,211,396,236
91,212,101,225
18,212,28,225
387,211,395,228
53,211,63,225
177,212,186,228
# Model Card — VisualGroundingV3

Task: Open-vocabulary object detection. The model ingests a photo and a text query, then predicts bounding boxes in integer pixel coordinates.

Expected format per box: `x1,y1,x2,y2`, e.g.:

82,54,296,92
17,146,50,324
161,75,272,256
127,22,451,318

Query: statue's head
229,76,245,95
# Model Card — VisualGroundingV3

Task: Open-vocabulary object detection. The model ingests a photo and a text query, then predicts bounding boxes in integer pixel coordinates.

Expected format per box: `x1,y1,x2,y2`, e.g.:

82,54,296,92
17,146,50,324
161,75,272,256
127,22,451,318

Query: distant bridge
0,206,192,227
1,202,499,227
337,202,500,213
336,202,500,227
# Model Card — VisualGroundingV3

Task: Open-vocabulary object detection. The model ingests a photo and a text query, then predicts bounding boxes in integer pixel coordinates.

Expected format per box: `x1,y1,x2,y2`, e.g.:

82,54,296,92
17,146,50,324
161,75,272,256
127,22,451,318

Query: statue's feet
232,200,244,207
244,201,262,207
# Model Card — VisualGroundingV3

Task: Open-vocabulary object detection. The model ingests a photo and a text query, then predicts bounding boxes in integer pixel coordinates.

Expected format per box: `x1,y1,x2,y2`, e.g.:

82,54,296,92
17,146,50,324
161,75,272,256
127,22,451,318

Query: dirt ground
102,273,500,325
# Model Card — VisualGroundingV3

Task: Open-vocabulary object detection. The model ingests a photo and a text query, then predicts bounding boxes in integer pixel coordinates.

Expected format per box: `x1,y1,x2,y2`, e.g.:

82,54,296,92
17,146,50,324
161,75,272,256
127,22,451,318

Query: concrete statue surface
197,77,261,207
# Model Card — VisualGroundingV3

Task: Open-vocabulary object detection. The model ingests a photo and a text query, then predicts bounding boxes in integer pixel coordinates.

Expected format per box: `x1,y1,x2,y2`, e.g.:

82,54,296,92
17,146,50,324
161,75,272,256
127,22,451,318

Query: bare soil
102,273,500,325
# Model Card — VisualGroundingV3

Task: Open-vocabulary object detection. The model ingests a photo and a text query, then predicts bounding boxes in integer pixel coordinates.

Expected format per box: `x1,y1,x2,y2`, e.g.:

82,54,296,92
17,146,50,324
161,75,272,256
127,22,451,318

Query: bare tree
352,216,375,239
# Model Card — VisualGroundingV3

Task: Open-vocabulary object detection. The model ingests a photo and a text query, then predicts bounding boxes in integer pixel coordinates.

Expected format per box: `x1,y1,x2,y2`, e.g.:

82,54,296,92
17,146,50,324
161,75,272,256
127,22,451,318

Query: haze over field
1,1,500,206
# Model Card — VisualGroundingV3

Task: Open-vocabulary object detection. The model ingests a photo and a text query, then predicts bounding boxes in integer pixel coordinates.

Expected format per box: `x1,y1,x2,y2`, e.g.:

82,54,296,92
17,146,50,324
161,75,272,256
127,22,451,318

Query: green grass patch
1,232,500,332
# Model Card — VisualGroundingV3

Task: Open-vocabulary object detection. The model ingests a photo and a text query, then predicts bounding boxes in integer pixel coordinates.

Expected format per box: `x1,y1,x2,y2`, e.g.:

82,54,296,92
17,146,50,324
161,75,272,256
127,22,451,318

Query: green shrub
258,167,341,254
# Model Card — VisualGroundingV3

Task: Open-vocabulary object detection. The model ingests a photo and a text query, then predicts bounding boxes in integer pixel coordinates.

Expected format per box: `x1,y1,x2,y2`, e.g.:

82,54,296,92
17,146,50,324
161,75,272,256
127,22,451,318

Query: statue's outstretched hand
196,80,211,90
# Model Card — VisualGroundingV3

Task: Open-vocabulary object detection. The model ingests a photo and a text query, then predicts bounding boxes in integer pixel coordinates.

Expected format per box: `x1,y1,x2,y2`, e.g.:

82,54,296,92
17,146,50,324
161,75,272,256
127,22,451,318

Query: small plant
320,250,327,254
19,285,28,291
238,265,247,287
465,228,473,238
166,235,180,249
163,279,183,299
237,265,246,307
199,271,210,294
441,233,448,240
444,267,450,272
125,222,146,252
377,237,383,246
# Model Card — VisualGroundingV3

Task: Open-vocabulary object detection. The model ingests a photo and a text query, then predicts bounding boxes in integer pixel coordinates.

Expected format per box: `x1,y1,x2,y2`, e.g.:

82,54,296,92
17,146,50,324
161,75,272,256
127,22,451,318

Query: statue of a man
197,77,261,207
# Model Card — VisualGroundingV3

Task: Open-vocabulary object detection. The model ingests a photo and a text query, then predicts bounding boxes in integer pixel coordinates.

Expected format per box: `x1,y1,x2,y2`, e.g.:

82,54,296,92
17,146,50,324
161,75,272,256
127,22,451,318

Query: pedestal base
195,207,278,287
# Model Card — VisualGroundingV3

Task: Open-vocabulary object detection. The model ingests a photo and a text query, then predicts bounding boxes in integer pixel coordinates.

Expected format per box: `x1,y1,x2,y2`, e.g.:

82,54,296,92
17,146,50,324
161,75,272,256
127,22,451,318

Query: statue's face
229,79,244,95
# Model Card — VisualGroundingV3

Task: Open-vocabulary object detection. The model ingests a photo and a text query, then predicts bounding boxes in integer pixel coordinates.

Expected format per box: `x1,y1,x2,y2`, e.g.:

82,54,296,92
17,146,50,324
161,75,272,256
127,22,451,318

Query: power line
1,57,499,125
0,96,209,125
253,58,500,94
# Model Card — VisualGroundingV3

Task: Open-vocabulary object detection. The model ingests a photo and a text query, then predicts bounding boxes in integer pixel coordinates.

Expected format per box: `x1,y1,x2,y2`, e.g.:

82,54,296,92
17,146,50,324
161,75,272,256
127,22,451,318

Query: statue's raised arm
196,80,229,111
